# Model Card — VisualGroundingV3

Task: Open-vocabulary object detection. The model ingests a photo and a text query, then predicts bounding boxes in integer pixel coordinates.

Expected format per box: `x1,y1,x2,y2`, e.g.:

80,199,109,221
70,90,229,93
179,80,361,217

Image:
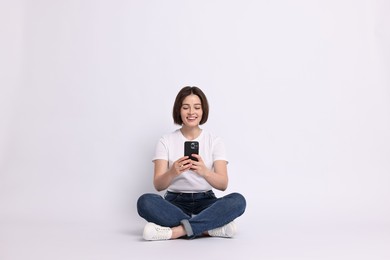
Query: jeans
137,191,246,238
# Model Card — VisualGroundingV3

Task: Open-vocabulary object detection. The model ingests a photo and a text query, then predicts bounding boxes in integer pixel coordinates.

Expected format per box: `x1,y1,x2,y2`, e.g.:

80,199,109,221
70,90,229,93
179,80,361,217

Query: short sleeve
213,137,228,163
152,137,169,162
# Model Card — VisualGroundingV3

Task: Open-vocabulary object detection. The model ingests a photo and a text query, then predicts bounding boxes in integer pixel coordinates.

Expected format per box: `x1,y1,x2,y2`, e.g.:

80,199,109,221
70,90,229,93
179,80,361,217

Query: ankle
171,225,187,239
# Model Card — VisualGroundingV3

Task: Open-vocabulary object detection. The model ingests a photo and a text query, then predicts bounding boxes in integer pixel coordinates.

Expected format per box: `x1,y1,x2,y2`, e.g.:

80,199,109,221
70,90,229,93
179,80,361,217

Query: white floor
1,216,389,260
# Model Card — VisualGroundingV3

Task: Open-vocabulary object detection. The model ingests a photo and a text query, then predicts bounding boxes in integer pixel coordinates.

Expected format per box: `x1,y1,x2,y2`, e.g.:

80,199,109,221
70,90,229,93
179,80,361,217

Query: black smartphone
184,141,199,161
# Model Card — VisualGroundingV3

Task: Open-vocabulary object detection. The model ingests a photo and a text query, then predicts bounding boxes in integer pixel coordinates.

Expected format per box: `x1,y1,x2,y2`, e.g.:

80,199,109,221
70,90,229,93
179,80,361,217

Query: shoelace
151,226,171,240
211,226,226,237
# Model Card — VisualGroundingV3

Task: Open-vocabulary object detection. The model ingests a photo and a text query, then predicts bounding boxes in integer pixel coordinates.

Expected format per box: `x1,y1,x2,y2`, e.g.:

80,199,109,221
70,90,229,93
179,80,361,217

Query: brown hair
172,86,209,125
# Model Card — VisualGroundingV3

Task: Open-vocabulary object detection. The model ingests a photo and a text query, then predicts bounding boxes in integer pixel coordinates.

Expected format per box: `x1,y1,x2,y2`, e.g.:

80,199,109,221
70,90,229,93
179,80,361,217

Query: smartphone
184,141,199,161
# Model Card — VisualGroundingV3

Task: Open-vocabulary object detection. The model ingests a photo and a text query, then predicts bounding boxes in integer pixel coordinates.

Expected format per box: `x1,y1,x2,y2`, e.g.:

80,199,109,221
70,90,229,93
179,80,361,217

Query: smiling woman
136,86,246,240
180,95,203,127
172,86,209,126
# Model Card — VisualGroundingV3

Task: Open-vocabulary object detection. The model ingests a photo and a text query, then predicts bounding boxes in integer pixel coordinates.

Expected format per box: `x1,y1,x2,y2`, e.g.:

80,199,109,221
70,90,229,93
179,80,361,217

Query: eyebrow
182,103,202,106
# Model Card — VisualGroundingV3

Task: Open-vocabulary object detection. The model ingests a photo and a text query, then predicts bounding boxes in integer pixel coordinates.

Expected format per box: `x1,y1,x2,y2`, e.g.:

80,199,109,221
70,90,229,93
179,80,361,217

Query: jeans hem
180,219,194,237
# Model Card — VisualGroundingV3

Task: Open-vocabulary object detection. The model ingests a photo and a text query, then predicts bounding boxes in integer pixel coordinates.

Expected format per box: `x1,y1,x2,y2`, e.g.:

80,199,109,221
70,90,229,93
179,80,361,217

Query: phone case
184,141,199,161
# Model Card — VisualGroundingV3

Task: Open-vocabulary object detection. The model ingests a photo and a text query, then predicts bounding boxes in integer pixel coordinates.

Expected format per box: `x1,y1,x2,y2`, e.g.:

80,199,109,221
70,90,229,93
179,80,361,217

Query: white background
1,1,390,259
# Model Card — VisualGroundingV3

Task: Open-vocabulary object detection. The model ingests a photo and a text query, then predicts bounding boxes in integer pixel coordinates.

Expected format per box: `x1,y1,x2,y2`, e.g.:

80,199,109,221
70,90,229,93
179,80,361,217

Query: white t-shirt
152,129,228,192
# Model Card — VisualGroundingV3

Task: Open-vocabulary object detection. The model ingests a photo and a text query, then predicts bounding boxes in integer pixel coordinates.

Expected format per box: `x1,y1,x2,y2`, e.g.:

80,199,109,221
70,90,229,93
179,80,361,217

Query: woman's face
180,94,203,127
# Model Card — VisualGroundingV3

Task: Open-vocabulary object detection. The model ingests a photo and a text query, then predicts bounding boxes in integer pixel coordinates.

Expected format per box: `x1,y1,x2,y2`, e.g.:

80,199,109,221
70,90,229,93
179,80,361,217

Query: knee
228,192,247,213
137,193,160,215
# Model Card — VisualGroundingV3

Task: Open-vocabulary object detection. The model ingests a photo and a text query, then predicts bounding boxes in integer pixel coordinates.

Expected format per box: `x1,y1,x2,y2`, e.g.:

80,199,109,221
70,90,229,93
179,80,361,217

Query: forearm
203,170,228,191
153,168,175,191
153,157,192,191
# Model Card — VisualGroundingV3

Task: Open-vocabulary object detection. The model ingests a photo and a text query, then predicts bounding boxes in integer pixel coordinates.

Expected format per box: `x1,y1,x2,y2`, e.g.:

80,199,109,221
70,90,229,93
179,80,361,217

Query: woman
137,86,246,240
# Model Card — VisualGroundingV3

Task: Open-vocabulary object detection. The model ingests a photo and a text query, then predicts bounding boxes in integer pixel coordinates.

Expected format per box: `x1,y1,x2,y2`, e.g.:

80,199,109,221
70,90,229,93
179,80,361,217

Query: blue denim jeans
137,191,246,238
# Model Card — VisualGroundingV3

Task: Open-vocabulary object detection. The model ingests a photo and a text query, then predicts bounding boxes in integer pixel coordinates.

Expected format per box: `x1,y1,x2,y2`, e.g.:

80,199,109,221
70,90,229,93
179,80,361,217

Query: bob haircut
172,86,209,125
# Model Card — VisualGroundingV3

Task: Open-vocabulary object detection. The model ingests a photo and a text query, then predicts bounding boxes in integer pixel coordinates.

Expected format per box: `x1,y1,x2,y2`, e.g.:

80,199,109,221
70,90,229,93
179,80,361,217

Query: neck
180,126,202,140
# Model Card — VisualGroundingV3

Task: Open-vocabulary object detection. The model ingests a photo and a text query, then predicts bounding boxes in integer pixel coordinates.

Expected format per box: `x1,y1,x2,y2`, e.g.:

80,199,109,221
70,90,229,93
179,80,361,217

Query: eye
195,106,201,110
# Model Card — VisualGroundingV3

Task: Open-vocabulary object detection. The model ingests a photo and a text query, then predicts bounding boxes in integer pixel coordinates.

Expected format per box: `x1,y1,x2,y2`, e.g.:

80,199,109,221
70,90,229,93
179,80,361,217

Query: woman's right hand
172,156,192,175
153,156,192,191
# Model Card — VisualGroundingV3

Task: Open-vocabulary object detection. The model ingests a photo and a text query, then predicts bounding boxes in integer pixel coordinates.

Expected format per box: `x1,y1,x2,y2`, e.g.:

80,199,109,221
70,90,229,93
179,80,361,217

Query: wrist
168,167,177,177
203,169,213,178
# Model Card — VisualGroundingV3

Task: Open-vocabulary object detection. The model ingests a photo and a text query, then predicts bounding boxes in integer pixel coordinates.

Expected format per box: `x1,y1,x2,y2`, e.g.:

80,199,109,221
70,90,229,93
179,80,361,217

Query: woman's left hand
190,154,211,177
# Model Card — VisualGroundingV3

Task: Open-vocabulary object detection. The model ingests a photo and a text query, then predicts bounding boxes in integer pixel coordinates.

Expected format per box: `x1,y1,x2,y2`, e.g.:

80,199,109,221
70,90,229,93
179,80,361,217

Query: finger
178,162,191,171
179,156,190,164
181,159,192,165
176,157,188,166
178,164,186,172
183,155,190,160
190,160,198,166
191,154,202,161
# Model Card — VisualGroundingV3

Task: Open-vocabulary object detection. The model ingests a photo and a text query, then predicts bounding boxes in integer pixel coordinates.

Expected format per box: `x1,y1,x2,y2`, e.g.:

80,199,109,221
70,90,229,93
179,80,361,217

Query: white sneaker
208,221,237,238
143,222,172,241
